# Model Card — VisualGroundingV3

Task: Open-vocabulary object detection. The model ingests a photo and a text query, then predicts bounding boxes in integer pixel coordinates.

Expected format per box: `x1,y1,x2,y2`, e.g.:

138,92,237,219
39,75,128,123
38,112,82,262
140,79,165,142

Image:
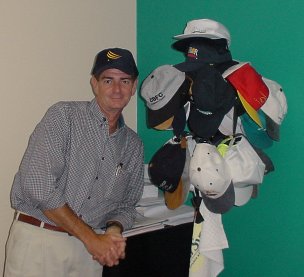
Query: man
4,48,144,276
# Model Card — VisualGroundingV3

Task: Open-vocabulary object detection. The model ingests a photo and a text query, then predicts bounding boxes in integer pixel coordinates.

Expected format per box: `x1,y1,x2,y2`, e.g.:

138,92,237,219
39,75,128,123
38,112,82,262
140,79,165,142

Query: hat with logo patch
187,65,236,139
189,142,235,214
223,62,269,128
173,39,232,73
140,65,191,129
91,48,138,77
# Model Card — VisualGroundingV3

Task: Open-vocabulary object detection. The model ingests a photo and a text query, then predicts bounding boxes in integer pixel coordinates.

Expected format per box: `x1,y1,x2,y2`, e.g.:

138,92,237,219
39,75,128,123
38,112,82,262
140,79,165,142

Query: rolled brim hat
187,65,236,139
174,39,232,73
260,77,288,141
189,142,235,214
91,48,138,77
140,65,190,129
223,62,269,128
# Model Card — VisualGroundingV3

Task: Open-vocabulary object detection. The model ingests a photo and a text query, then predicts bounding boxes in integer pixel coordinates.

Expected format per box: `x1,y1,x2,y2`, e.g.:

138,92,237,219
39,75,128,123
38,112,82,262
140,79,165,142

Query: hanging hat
260,77,287,141
223,62,269,128
189,142,235,214
174,39,232,72
218,106,244,136
241,111,273,149
187,65,236,139
173,19,231,46
148,137,186,193
217,135,266,206
140,65,190,129
164,136,191,209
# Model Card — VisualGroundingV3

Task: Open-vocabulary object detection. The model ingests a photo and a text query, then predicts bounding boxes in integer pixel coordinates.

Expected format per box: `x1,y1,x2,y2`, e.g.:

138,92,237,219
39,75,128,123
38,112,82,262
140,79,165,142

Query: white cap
174,19,231,46
261,77,287,125
261,77,287,141
190,143,235,214
140,65,185,111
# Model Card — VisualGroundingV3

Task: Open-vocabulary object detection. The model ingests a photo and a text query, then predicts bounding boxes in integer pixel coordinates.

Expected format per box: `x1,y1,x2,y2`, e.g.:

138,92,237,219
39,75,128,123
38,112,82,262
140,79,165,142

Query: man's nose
113,81,121,92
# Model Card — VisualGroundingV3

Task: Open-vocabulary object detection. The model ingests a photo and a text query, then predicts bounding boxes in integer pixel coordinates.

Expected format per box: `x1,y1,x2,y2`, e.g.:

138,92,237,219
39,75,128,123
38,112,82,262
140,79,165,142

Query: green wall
137,1,304,276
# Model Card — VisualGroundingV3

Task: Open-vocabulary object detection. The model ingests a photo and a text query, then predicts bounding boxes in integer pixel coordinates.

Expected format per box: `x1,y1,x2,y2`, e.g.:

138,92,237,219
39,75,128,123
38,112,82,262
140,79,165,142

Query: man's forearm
43,203,97,245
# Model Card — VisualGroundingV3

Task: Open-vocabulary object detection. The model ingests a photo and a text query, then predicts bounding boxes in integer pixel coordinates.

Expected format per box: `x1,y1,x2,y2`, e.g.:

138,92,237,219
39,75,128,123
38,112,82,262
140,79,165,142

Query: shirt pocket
104,168,131,202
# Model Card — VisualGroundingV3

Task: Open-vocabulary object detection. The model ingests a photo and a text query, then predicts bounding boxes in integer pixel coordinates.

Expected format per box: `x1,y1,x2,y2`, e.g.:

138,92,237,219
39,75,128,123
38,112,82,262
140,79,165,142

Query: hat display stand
141,18,287,277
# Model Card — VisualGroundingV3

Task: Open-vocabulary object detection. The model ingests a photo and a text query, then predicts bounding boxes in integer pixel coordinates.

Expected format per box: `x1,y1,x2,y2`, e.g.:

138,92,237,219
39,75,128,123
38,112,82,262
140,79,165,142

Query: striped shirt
10,99,144,230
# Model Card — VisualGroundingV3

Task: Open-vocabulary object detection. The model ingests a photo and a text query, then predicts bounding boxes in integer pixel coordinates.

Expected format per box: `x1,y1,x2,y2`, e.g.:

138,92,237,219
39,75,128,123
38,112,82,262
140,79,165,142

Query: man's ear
90,76,98,96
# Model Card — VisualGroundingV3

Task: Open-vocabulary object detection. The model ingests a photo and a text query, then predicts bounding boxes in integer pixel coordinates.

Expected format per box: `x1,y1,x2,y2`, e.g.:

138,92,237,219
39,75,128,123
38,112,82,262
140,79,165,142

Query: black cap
91,48,139,77
148,140,186,193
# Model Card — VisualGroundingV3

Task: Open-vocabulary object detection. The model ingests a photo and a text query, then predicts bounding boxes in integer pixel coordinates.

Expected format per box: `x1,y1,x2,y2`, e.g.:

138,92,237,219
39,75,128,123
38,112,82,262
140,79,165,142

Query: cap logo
106,50,122,60
253,90,268,106
190,27,207,34
197,108,213,116
149,92,164,104
187,47,198,59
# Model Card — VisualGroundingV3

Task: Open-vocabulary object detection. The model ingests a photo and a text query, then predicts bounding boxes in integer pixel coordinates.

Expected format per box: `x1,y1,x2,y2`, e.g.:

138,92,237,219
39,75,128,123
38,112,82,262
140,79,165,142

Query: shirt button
101,157,105,160
87,196,91,199
103,117,106,122
95,176,98,180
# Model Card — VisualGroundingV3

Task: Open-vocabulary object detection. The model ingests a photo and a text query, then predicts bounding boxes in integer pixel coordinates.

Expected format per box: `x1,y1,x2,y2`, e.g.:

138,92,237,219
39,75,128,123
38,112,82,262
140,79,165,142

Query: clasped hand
90,232,127,267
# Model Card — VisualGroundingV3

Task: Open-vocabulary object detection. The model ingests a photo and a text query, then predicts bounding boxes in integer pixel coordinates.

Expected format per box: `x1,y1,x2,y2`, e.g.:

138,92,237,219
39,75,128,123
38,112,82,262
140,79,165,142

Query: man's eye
122,80,131,85
104,79,112,84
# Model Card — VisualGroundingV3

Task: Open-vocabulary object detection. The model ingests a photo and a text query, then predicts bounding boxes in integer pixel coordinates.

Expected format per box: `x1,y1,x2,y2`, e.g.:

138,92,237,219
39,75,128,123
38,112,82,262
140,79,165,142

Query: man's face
91,68,138,115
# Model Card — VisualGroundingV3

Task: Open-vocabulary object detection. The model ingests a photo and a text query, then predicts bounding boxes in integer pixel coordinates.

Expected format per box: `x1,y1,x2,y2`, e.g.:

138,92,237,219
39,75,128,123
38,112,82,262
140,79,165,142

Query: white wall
0,0,136,273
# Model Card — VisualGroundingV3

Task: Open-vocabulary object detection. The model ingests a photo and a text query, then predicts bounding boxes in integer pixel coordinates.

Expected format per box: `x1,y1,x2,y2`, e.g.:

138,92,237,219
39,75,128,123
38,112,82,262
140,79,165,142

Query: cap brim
265,113,280,141
174,61,207,73
234,185,253,207
164,178,184,210
172,37,228,52
147,88,182,128
252,146,275,174
241,113,273,149
153,116,174,130
237,91,263,128
202,181,235,214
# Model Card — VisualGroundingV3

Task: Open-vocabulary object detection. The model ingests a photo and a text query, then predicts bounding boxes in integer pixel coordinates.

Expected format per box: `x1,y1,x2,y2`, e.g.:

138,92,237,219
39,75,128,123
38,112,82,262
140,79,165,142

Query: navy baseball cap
91,48,139,77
